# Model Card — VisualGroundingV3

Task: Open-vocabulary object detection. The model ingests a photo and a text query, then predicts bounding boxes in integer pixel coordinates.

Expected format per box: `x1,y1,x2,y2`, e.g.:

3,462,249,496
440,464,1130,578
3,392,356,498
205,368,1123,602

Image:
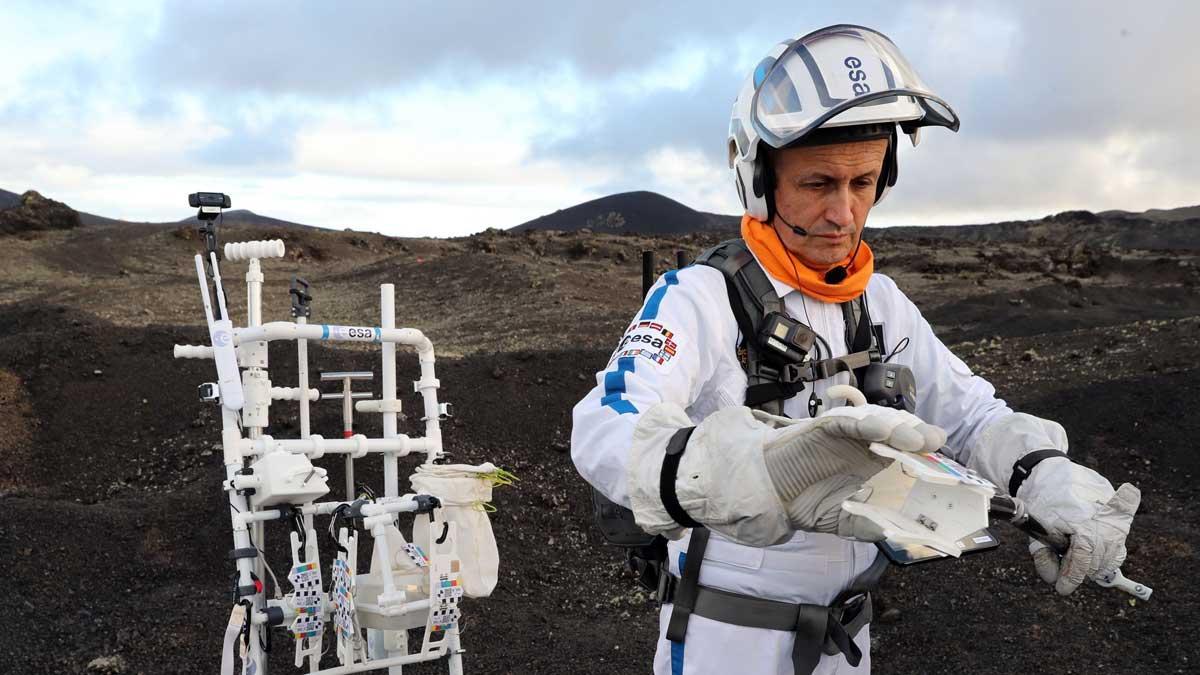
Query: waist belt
659,528,888,675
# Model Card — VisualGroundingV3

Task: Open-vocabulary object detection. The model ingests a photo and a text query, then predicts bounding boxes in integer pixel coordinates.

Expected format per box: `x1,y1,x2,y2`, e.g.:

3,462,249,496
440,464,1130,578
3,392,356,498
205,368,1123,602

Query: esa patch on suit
608,320,679,370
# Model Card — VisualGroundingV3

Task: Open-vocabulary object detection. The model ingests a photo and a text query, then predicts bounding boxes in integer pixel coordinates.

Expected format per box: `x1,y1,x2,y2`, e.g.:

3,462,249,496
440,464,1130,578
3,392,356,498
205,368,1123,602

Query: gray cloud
137,0,781,96
187,107,304,169
6,1,1198,228
952,5,1200,143
528,3,1200,180
0,55,104,126
534,64,735,166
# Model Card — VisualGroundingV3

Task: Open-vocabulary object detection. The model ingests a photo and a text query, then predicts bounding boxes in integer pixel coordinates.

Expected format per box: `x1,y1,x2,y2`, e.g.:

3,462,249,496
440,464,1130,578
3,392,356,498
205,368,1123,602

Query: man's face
767,138,888,268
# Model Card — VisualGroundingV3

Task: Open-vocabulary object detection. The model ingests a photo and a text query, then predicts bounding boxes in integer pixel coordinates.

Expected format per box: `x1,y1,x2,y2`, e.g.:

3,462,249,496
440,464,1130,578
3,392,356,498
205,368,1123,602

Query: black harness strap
843,298,878,385
665,527,710,643
697,243,787,416
697,240,880,416
661,550,890,674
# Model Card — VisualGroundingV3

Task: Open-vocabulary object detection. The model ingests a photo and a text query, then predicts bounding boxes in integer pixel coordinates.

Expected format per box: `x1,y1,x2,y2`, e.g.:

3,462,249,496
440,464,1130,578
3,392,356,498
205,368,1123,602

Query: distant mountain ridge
510,191,739,235
0,188,20,210
511,190,1200,249
877,208,1200,251
1099,205,1200,222
3,185,1199,250
176,208,312,230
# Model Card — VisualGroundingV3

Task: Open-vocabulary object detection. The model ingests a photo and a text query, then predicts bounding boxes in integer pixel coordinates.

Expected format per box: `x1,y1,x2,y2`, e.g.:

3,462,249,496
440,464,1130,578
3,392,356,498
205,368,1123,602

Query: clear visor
751,25,959,150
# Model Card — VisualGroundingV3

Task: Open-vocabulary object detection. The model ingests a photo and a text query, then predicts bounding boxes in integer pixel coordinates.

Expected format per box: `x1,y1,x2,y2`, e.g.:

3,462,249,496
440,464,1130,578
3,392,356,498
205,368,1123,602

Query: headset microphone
823,234,864,284
773,212,861,284
776,212,808,237
824,265,848,284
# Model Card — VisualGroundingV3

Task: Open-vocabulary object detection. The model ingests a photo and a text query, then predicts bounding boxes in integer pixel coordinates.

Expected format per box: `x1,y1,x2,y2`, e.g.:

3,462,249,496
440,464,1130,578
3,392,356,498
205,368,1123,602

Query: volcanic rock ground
1,209,1198,674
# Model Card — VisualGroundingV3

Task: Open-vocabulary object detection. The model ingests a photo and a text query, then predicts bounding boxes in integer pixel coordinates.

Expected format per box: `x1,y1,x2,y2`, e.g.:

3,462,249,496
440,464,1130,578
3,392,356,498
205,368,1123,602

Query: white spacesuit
570,24,1139,675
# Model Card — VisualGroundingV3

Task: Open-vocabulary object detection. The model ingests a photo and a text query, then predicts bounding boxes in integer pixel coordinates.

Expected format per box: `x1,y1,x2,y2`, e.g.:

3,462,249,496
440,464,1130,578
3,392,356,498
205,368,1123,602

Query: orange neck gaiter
740,214,874,303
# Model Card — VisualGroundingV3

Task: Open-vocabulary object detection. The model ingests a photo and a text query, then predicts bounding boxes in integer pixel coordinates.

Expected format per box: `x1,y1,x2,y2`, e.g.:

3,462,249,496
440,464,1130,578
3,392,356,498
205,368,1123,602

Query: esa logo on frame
609,320,679,368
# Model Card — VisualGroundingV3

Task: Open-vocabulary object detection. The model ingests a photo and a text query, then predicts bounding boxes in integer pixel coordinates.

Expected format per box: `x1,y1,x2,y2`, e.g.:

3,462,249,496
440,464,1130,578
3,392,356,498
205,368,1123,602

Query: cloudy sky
2,1,1196,236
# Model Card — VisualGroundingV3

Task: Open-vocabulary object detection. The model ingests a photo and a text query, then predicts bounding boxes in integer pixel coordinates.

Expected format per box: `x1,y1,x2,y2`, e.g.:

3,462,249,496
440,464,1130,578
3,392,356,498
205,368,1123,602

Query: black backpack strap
698,240,885,414
842,297,871,354
841,297,882,385
695,240,782,326
696,240,794,416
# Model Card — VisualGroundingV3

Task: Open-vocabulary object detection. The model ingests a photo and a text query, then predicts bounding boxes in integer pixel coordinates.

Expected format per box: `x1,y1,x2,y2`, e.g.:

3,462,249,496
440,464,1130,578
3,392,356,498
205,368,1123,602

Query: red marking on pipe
343,430,353,438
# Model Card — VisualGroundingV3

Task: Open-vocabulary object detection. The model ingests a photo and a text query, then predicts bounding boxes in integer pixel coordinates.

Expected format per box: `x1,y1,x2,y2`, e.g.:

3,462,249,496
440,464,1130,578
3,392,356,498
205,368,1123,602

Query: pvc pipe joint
355,399,402,414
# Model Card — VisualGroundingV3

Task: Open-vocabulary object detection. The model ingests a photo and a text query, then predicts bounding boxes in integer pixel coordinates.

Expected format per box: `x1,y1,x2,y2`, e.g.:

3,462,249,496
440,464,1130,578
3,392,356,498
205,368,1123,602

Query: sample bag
410,462,514,598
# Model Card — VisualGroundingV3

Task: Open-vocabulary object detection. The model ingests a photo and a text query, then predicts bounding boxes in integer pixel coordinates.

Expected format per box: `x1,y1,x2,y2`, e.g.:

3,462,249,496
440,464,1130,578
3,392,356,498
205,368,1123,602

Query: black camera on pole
189,192,231,221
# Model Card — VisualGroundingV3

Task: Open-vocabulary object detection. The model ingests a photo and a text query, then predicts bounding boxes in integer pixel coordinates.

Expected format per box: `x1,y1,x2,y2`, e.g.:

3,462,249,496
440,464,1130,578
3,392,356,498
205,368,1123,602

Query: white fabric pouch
411,462,508,598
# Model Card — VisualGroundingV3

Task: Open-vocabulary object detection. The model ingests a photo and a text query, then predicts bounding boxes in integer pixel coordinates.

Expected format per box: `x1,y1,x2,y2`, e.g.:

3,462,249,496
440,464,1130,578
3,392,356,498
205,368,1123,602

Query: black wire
228,502,257,550
775,227,823,355
770,222,832,360
769,221,836,419
290,508,309,563
328,504,351,555
884,337,911,363
860,290,876,348
238,599,253,650
798,294,832,360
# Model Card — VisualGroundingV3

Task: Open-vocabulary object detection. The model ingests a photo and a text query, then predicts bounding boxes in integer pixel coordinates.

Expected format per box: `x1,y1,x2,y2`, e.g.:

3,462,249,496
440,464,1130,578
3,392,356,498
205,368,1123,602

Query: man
571,25,1140,675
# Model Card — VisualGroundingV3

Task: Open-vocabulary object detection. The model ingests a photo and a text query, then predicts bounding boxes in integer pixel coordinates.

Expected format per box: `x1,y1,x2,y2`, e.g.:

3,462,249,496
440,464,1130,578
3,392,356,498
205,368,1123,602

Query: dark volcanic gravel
1,302,1198,674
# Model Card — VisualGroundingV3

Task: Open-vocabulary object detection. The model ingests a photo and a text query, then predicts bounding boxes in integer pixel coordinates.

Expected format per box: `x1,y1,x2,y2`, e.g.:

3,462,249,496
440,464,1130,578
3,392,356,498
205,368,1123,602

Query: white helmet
729,24,960,220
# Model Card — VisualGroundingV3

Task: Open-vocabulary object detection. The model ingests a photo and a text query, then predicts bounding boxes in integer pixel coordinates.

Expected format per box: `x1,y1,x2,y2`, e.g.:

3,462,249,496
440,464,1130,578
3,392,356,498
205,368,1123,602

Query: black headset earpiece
753,154,775,220
874,128,898,203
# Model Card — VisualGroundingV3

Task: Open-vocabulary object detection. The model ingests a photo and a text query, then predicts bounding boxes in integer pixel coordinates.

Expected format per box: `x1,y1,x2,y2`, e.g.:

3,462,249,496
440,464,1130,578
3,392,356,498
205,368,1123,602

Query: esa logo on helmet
844,56,870,95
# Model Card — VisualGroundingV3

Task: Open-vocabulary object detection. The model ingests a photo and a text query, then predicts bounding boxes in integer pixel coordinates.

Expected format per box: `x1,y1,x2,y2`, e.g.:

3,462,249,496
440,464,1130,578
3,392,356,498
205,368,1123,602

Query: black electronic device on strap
759,311,817,364
858,362,917,413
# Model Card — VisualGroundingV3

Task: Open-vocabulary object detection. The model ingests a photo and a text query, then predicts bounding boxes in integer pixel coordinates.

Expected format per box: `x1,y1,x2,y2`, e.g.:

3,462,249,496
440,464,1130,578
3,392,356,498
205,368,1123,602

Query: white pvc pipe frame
175,241,461,675
175,319,446,464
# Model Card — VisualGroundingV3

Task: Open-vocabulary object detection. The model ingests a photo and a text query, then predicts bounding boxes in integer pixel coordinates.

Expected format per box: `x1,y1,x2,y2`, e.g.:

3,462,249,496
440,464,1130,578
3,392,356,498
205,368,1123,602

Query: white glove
626,402,946,547
1021,458,1141,595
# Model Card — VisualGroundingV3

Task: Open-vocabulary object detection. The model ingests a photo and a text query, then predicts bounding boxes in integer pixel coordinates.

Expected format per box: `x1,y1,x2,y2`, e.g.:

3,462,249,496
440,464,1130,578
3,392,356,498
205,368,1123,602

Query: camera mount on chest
693,239,917,416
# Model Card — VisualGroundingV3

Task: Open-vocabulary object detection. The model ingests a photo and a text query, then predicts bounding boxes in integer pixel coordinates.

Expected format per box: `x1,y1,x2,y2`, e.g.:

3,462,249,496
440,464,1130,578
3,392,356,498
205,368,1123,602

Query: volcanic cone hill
510,190,739,235
176,208,315,230
1,189,1198,673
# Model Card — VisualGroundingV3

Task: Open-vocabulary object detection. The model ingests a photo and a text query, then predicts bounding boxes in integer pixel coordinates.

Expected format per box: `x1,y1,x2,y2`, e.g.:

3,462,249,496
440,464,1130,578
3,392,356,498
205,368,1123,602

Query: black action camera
759,312,817,364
